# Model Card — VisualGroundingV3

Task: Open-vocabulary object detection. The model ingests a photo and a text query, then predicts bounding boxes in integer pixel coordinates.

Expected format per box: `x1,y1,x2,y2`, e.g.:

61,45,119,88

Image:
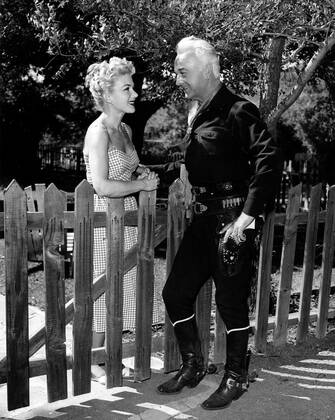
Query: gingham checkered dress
84,126,160,332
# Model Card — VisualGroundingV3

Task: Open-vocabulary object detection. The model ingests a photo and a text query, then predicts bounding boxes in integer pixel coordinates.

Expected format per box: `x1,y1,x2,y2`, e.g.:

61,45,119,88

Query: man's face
174,52,207,101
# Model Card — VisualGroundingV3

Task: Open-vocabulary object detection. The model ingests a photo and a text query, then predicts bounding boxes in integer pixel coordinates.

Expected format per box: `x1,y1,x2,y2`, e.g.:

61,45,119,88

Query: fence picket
316,186,335,338
3,171,335,412
24,186,35,211
214,307,226,365
35,183,46,212
196,280,212,367
5,180,29,410
0,224,167,376
105,198,124,387
164,179,186,372
72,180,94,395
43,184,67,402
273,184,302,346
254,212,275,352
25,186,43,262
297,184,322,343
135,190,156,381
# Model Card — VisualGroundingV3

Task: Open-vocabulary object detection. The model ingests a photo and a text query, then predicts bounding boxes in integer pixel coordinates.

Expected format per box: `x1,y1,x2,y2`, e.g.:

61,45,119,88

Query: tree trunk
269,31,335,128
123,99,164,158
259,37,285,136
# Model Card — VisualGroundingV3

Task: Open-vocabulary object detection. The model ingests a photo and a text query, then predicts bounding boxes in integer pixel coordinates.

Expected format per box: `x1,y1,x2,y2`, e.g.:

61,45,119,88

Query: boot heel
187,370,206,388
232,388,246,400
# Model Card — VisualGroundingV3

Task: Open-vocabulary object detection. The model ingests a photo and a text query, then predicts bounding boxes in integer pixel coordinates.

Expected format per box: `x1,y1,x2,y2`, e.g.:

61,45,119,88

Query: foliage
281,78,335,184
30,1,335,108
1,0,335,186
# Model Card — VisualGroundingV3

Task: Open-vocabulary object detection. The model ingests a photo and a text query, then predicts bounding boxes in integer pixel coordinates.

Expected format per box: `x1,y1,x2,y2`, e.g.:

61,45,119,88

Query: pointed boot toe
201,372,244,410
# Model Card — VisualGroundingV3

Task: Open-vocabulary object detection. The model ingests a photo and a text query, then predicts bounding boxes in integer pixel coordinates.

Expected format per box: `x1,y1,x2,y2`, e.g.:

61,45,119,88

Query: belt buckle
194,202,208,215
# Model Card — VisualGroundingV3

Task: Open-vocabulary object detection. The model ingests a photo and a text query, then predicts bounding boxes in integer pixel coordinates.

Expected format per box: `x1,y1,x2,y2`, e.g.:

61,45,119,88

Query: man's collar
197,81,222,110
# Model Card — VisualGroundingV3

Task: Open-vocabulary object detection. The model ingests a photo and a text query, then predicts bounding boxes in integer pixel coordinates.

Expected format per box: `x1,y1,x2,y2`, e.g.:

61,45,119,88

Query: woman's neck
101,109,124,130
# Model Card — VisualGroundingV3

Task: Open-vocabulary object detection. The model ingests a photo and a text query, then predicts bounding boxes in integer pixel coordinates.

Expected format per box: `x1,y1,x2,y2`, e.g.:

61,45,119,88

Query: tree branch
295,21,335,32
263,32,322,47
268,31,335,126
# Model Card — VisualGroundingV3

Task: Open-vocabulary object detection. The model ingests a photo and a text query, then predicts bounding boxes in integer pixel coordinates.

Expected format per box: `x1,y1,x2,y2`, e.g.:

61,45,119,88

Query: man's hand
219,212,255,244
137,170,160,191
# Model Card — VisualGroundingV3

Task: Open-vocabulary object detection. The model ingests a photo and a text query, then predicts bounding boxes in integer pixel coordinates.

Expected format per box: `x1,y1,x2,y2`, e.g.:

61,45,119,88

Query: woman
84,57,159,382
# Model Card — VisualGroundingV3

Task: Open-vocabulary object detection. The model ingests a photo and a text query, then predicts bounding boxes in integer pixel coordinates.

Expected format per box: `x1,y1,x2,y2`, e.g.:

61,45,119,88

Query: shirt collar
188,82,222,126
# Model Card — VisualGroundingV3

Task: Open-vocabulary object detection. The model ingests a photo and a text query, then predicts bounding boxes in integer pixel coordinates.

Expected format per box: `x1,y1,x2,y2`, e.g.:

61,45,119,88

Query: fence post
296,183,322,343
135,190,156,381
213,307,226,365
25,184,45,262
164,179,187,372
43,184,67,402
105,197,124,387
72,180,94,396
254,211,275,353
316,185,335,338
273,184,302,346
5,180,29,411
196,280,212,367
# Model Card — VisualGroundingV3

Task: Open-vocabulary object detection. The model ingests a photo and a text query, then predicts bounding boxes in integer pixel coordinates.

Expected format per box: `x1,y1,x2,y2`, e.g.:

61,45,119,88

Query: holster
216,213,262,278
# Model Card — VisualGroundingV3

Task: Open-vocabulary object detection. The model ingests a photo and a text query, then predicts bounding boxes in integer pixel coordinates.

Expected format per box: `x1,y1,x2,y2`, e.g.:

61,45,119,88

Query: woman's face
105,73,138,113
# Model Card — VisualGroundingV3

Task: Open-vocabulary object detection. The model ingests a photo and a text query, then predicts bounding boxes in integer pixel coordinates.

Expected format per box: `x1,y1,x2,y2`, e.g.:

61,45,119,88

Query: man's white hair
176,36,220,78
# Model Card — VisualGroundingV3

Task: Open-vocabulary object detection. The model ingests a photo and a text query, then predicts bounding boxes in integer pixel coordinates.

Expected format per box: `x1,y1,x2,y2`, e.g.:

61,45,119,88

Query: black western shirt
183,85,282,218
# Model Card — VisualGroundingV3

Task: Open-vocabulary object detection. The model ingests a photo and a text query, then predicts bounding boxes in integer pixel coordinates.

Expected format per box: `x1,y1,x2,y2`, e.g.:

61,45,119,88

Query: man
157,36,282,410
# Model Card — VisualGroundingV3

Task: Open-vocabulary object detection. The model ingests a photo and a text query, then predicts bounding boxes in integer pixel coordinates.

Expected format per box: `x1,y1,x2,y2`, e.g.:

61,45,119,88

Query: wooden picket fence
1,176,335,412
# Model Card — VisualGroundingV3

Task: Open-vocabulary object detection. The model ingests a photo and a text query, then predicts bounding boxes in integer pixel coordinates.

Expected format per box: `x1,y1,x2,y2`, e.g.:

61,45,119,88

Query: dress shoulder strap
121,122,132,140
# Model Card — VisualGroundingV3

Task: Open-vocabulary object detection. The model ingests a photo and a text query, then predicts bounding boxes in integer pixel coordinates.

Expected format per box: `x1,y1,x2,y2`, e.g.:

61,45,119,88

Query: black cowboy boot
201,329,249,410
157,317,207,394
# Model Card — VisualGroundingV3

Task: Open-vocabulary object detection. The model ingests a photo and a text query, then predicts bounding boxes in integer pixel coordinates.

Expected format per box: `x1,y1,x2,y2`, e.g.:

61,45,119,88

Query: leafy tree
31,1,335,116
2,0,335,186
0,0,95,187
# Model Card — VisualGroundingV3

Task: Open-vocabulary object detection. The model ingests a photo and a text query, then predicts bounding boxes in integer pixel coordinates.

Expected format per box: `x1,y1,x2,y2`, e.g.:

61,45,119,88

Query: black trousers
163,212,256,333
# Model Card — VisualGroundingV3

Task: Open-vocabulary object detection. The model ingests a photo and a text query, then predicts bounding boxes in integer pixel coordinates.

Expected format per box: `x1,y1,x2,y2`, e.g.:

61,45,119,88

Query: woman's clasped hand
137,169,160,191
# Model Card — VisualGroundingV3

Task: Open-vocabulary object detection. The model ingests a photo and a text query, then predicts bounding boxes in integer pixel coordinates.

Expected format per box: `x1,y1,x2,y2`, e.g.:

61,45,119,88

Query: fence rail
36,144,327,212
0,174,335,411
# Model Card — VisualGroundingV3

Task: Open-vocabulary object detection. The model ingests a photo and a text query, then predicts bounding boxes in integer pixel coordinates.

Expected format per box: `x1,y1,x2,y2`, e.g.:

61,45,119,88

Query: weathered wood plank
213,307,226,364
5,180,29,410
105,198,124,388
43,184,67,402
35,184,46,212
24,186,35,211
0,224,167,371
20,208,329,231
164,179,186,373
25,186,43,262
3,307,335,385
273,184,302,346
0,334,165,384
196,280,212,367
297,184,322,343
72,180,94,396
135,190,156,381
23,208,167,229
254,212,275,352
316,186,335,338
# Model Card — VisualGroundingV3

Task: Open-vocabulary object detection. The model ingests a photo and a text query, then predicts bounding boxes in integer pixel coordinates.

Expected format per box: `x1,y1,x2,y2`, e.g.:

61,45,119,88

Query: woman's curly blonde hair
85,57,135,111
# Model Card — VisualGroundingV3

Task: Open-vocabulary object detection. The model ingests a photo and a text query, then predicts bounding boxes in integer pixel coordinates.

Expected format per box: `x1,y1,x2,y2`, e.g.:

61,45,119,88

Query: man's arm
221,101,282,243
232,101,283,218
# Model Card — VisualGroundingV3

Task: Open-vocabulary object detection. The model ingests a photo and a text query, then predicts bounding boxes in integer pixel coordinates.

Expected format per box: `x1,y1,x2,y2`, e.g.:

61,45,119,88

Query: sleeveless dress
84,124,160,331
